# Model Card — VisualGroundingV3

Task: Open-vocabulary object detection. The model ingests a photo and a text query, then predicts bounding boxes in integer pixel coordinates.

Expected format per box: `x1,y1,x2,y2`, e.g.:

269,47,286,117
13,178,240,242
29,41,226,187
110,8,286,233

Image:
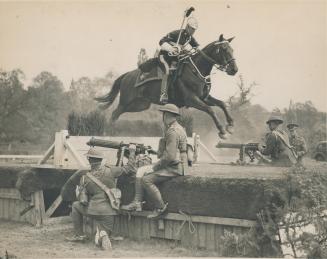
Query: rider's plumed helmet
187,17,198,29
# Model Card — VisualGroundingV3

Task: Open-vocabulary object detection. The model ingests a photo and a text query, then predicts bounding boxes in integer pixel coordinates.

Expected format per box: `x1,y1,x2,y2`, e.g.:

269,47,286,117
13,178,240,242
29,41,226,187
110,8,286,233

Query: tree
25,71,70,143
0,69,29,141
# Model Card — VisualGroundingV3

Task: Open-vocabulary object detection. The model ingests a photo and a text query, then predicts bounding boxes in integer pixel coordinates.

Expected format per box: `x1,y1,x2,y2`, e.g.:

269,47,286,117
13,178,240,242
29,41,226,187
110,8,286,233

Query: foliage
67,110,106,136
259,165,327,258
221,228,260,257
0,69,29,141
25,71,71,144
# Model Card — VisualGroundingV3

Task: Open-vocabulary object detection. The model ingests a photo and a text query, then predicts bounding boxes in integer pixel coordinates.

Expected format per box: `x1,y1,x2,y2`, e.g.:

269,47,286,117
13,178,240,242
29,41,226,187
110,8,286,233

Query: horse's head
202,34,238,76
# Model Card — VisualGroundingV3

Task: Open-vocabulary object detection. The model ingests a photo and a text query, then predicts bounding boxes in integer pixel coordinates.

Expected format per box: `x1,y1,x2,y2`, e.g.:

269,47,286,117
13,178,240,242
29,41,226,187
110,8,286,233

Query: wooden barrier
0,188,45,227
84,211,256,253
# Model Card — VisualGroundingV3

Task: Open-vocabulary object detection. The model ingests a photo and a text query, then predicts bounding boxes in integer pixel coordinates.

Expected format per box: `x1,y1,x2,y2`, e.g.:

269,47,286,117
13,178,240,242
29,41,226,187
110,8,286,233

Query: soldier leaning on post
63,144,144,250
121,104,188,219
287,123,308,165
259,115,297,167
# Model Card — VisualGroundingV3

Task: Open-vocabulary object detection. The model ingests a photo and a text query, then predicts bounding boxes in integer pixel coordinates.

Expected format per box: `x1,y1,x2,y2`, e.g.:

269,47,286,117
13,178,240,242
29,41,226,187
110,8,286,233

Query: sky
0,0,326,112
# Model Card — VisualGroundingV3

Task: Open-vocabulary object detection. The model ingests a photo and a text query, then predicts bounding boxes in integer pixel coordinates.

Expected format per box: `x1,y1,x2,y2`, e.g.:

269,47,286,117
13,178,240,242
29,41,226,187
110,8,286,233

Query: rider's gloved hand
171,45,181,55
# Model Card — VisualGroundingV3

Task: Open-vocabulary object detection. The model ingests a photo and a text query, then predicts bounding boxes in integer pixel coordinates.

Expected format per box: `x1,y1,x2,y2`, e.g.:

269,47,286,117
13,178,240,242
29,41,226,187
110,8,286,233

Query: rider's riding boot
160,74,169,104
120,178,143,212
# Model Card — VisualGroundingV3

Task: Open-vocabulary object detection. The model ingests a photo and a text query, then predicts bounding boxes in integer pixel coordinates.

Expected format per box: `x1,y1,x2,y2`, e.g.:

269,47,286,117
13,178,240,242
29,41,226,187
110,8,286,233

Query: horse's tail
94,73,127,109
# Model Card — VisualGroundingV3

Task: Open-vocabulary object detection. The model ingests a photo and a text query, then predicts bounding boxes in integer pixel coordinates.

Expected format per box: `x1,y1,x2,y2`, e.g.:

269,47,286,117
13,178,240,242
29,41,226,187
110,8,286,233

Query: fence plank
164,220,174,240
3,198,9,220
0,198,3,218
197,223,207,248
206,224,216,251
215,225,224,255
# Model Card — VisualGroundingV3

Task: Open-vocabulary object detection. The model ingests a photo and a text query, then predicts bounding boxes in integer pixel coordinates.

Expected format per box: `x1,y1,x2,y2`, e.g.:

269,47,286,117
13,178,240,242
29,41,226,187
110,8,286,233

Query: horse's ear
227,36,235,42
219,34,224,42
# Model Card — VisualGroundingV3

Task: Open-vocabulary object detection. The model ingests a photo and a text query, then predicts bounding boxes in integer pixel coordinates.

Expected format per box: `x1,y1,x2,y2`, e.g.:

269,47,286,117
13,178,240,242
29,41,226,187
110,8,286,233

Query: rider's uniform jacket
153,120,188,176
159,29,199,54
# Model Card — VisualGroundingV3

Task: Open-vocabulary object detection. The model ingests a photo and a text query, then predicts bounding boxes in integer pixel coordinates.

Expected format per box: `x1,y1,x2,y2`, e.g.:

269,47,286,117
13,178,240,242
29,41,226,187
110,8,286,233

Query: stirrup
160,94,168,104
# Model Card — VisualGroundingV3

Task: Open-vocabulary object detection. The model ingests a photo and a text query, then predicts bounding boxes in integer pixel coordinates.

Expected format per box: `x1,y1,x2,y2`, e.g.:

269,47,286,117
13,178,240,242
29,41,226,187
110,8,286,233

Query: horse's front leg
204,95,234,134
177,80,227,139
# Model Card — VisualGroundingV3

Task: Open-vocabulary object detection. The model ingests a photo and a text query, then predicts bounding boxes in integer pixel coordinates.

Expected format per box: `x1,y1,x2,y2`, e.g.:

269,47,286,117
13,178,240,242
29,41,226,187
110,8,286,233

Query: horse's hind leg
205,95,234,134
177,80,227,139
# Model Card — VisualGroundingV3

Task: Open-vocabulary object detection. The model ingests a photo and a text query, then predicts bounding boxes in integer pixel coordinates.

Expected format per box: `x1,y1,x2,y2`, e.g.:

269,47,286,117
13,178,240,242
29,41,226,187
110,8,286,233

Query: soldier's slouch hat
158,104,180,116
266,115,283,125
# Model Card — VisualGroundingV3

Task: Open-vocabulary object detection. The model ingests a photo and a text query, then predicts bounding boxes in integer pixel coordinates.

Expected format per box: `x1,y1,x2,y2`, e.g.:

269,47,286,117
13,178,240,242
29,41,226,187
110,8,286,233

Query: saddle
135,58,164,88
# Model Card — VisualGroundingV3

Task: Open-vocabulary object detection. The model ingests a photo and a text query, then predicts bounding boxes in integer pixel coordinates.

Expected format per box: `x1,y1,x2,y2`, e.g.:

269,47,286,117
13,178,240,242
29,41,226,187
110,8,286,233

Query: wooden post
65,139,88,168
32,190,45,227
193,133,200,163
53,130,67,168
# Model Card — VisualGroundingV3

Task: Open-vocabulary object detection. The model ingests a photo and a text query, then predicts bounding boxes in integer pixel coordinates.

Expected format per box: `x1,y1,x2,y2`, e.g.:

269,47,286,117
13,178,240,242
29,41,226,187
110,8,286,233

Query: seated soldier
158,17,199,104
121,104,188,219
64,145,140,250
259,115,297,167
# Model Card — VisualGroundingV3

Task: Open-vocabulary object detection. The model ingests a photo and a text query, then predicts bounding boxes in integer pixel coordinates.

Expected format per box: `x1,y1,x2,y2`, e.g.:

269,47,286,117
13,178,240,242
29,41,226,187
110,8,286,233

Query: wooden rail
0,155,43,159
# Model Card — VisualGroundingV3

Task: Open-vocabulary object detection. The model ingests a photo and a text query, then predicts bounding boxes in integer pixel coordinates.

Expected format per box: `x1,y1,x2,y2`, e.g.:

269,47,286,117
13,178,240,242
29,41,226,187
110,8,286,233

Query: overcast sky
0,0,326,112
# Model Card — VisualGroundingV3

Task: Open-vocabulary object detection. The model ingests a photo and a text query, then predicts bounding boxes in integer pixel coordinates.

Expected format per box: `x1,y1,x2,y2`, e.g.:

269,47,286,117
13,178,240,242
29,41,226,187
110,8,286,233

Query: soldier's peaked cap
158,104,180,116
85,147,104,159
287,123,299,129
266,115,283,124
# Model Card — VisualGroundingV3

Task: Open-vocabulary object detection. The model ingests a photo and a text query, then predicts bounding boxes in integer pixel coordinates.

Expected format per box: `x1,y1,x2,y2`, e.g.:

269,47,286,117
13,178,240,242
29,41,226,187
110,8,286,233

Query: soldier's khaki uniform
289,135,307,165
261,129,294,167
72,151,137,236
142,120,187,209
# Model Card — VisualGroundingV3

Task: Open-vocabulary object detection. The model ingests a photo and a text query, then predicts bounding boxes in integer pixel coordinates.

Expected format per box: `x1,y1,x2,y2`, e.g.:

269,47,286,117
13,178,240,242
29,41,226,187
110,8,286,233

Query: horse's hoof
226,125,234,134
219,132,228,140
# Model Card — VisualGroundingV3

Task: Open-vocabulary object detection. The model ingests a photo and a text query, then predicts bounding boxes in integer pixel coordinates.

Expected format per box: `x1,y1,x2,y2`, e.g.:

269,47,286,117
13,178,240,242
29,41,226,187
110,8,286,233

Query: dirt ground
0,217,218,259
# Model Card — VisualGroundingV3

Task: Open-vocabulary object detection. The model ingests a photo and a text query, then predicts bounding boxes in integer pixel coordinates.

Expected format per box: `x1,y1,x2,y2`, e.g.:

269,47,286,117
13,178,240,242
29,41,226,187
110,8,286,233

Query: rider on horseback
158,17,199,104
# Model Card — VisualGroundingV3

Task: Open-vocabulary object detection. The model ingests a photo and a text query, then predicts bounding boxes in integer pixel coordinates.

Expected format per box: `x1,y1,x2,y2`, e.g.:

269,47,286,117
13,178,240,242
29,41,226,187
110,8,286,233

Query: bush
67,110,106,136
258,165,327,258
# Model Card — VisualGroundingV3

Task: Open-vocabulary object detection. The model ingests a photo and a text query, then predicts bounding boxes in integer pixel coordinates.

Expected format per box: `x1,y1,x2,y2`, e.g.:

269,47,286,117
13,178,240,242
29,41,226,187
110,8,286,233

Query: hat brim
266,119,283,125
84,153,104,159
287,123,299,129
158,108,180,115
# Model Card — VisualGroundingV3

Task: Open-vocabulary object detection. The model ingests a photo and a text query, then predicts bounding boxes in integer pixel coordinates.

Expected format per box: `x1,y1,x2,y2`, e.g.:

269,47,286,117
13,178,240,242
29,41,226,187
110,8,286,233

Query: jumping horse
95,34,238,139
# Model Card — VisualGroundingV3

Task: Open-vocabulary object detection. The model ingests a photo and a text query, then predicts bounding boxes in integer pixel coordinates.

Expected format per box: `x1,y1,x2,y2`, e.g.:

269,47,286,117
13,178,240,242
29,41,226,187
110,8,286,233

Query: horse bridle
198,41,235,72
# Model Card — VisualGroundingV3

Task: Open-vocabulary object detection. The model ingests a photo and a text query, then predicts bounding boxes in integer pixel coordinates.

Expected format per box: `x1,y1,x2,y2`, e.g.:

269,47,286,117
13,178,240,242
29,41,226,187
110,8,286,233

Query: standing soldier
121,104,188,219
287,123,307,165
259,115,297,167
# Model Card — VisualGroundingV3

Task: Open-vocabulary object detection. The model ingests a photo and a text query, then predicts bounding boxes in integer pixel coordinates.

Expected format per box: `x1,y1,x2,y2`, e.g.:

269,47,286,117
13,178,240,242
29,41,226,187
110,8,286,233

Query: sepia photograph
0,0,326,258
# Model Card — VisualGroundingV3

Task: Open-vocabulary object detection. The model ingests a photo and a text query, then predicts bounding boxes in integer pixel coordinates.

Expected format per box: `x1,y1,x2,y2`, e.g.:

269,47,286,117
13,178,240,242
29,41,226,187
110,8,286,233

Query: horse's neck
192,51,214,77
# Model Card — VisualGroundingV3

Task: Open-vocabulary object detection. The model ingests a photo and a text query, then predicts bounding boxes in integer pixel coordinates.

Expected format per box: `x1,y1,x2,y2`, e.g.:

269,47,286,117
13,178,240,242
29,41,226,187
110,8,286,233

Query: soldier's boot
99,230,112,250
120,178,143,212
147,203,168,219
159,74,169,104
